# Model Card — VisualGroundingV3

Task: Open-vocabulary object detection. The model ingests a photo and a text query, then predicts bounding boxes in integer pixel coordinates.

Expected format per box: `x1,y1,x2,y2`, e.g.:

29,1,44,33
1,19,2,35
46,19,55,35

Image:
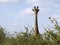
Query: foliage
0,17,60,45
0,27,6,45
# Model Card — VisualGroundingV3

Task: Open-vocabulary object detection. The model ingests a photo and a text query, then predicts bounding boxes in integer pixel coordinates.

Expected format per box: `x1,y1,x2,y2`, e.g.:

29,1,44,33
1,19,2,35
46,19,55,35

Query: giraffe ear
32,9,34,11
49,17,51,19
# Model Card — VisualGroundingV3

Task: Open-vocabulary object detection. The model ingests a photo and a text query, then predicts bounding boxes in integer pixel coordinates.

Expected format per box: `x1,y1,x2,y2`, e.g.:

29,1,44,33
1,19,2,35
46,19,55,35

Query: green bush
0,17,60,45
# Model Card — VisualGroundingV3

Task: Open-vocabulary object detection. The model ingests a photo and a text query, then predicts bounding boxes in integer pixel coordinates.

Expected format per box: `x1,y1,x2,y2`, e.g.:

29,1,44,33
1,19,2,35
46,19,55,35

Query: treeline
0,17,60,45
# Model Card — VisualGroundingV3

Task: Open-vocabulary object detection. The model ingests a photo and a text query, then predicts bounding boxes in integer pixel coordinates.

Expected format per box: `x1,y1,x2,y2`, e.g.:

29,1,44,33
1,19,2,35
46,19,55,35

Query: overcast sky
0,0,60,34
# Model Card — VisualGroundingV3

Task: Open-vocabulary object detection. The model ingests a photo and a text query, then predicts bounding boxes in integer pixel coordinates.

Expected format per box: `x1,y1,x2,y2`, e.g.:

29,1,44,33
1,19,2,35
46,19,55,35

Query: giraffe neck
34,14,39,36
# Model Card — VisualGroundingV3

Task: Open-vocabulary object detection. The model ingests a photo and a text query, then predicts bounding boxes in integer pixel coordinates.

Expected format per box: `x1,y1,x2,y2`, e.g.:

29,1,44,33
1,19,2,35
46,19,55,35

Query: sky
0,0,60,34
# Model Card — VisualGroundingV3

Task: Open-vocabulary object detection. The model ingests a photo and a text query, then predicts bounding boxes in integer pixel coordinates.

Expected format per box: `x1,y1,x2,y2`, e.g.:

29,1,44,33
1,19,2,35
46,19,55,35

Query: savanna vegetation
0,17,60,45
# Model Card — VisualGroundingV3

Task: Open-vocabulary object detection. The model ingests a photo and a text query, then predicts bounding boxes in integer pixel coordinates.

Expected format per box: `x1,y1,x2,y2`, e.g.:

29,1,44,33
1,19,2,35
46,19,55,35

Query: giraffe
32,6,39,36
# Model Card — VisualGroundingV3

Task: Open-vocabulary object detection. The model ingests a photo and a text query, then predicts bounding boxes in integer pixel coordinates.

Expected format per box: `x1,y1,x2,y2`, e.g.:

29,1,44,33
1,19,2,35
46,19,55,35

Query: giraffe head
32,6,39,15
